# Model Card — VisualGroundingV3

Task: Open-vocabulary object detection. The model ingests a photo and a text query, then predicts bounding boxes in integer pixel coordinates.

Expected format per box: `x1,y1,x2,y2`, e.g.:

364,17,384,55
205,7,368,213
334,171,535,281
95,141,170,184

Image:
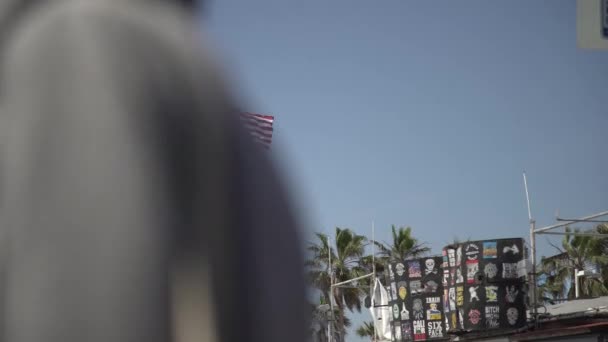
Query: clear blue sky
204,0,608,340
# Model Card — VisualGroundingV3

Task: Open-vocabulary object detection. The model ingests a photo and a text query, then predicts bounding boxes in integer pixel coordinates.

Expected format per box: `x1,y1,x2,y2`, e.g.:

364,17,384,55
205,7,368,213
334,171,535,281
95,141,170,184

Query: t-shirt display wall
441,238,527,332
387,256,447,341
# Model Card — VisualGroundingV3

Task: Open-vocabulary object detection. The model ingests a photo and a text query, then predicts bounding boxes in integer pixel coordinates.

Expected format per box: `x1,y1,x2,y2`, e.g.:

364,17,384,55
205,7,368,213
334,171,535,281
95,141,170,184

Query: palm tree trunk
337,306,346,342
333,289,346,342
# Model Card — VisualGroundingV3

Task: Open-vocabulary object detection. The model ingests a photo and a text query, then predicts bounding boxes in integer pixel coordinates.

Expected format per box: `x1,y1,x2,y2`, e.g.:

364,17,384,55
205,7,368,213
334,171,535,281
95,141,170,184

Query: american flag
240,113,275,149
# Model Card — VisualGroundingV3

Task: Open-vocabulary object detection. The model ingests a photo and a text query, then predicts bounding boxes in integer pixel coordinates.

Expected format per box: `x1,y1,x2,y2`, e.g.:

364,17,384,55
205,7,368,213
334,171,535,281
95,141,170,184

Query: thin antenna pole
523,171,538,327
524,172,532,221
328,235,332,342
372,221,376,276
372,221,376,342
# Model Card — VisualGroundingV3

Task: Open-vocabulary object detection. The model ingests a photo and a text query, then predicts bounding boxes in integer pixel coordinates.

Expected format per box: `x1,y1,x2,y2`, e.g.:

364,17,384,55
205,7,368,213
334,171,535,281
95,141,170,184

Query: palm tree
355,321,376,341
306,233,333,301
541,226,608,299
372,225,430,262
306,228,369,342
591,223,608,290
309,303,352,342
536,261,567,304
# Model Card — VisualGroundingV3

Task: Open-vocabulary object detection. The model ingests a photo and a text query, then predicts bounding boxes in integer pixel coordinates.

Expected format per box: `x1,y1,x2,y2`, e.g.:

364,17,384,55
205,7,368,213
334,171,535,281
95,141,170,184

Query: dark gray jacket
0,1,307,341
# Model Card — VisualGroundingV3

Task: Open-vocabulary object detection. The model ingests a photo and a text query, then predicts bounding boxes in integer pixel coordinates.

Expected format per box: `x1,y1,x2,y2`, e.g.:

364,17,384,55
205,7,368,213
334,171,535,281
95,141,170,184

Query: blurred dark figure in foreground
0,0,307,341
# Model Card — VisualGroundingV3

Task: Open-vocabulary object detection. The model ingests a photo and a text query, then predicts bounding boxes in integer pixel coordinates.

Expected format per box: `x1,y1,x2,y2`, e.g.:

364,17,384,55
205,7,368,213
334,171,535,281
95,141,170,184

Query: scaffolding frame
523,172,608,327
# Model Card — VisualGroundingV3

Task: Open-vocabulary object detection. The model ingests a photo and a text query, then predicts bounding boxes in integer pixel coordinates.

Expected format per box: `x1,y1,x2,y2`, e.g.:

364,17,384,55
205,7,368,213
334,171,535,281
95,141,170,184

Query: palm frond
355,321,376,339
541,225,608,301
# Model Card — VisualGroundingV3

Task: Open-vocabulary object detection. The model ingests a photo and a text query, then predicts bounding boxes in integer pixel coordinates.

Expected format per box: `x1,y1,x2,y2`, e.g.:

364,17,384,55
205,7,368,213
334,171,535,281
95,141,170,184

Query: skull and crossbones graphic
507,307,519,325
425,258,436,275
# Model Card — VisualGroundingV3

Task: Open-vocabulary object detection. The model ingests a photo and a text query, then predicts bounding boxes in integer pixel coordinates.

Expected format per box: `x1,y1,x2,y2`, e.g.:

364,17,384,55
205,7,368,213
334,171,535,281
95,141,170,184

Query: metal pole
556,218,608,223
536,231,608,237
328,236,332,342
575,268,580,299
524,172,532,221
331,272,375,288
372,221,376,276
371,221,376,342
523,172,538,327
535,210,608,233
530,220,538,326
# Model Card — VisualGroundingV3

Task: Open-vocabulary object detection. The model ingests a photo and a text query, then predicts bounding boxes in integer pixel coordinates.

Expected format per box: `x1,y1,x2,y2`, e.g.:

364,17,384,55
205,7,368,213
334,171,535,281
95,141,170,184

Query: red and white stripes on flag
240,113,274,149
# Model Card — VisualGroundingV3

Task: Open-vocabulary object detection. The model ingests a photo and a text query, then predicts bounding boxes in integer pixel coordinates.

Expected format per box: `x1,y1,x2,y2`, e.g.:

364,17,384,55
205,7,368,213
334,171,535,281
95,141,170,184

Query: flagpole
372,221,376,342
523,172,538,328
372,221,376,276
328,234,333,342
